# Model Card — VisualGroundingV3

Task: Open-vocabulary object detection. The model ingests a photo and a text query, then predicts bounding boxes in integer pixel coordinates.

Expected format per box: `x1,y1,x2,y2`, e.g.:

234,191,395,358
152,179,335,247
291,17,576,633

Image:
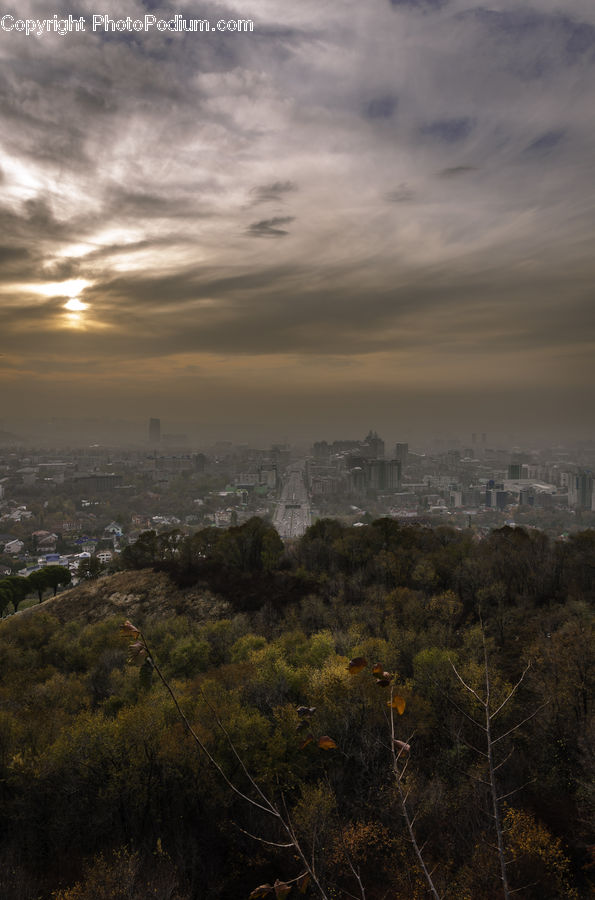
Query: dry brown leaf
297,873,310,894
299,734,314,750
274,878,291,898
347,656,367,674
127,640,148,665
393,739,411,753
249,884,274,898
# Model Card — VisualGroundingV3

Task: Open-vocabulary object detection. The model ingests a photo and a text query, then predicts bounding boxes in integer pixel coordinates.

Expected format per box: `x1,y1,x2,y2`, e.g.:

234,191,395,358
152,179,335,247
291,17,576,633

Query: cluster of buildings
0,423,593,574
304,432,595,526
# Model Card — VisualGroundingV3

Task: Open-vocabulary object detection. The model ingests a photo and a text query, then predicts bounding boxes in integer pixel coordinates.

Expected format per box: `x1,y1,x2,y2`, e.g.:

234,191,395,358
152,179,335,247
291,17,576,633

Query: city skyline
1,1,595,440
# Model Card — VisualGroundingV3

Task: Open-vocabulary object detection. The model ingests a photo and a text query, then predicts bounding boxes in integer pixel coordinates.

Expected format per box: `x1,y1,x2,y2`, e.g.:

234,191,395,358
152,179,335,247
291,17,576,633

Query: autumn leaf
297,873,310,894
387,694,406,714
376,672,392,687
274,878,291,898
347,656,367,674
127,640,148,665
120,620,140,637
318,735,338,750
299,734,314,750
249,884,274,898
393,739,411,753
296,706,316,718
372,662,384,676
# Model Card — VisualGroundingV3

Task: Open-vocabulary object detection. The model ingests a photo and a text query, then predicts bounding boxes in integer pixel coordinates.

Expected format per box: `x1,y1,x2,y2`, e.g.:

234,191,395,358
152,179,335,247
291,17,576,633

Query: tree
7,576,30,612
120,530,159,570
0,582,13,617
43,566,72,596
27,569,50,603
121,621,331,900
215,518,282,574
450,620,547,899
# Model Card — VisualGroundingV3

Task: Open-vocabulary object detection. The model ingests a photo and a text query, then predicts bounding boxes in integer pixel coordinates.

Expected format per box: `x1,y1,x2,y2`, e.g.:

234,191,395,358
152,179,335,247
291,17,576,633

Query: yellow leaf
249,885,274,898
318,735,338,750
299,734,314,750
347,656,367,674
387,694,406,714
372,662,384,676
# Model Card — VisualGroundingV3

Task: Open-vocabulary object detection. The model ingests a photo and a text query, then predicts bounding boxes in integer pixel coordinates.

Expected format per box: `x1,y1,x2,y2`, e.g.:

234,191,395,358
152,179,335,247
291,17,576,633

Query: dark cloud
524,131,565,155
246,217,295,237
365,95,398,119
389,0,448,10
438,166,477,178
251,181,298,203
464,8,595,74
0,246,29,264
420,118,474,142
385,184,416,202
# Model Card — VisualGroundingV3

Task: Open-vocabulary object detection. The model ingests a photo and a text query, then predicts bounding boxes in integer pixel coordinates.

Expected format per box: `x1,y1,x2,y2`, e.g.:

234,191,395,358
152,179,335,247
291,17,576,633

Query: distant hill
8,569,231,626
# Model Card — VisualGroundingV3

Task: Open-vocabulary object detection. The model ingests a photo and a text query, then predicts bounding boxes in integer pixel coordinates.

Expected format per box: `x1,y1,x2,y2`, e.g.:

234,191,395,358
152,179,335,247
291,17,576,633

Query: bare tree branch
489,663,531,721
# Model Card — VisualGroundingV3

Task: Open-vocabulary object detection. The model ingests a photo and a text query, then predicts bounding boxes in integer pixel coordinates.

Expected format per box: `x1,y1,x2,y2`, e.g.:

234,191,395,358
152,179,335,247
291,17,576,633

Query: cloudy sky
1,0,594,442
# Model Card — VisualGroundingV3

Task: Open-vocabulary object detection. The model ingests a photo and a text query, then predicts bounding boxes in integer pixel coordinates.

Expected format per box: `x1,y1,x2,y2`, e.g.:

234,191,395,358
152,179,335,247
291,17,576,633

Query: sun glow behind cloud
26,279,93,299
0,0,594,436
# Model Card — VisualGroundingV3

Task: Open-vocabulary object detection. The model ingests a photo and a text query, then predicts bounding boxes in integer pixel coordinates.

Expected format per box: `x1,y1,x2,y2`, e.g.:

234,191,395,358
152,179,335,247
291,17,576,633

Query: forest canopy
0,519,592,899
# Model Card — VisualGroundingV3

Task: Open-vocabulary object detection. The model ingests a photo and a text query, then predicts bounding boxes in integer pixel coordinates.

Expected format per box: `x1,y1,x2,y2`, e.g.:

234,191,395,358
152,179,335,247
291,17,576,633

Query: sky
1,0,594,444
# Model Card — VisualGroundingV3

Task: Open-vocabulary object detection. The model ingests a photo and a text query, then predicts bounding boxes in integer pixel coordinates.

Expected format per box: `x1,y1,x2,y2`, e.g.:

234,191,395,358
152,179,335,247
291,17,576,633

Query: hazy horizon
1,1,594,440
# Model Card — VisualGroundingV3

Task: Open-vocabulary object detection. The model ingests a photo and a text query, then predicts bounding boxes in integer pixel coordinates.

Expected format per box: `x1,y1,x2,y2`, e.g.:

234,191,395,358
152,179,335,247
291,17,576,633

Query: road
273,465,312,539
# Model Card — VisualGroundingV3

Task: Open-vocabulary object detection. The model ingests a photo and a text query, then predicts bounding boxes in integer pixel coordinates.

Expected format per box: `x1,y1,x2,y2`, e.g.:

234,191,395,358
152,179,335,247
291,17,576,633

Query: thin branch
459,736,489,759
134,629,331,900
144,641,277,818
233,823,294,849
492,702,550,745
489,663,531,721
390,696,441,900
442,689,488,731
450,660,486,708
496,780,534,803
201,689,276,812
509,881,539,894
466,771,491,787
493,746,515,773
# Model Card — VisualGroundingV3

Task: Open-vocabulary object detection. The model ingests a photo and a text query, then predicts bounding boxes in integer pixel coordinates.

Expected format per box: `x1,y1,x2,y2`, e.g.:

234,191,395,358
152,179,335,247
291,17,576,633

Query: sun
64,298,88,311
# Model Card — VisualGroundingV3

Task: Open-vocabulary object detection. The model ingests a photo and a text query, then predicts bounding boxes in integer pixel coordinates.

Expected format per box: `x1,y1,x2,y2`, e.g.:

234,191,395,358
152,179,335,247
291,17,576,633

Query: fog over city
1,1,595,441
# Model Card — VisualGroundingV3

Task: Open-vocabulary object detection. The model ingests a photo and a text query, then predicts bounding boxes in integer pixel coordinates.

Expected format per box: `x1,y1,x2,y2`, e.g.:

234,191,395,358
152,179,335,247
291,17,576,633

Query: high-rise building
394,443,408,465
149,418,161,443
364,430,385,458
368,459,401,491
568,471,593,510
